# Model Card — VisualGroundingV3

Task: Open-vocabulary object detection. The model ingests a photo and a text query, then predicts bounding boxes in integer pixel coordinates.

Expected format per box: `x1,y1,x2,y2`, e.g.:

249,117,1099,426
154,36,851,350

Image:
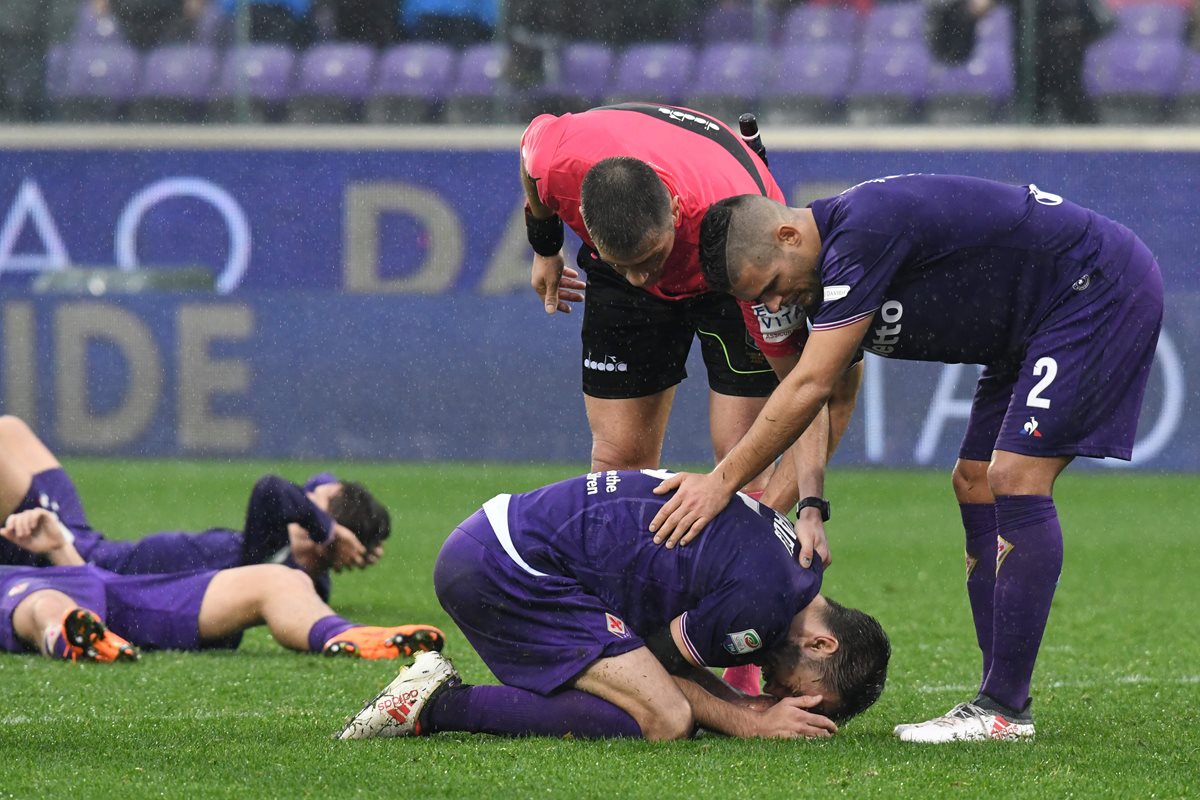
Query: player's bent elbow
637,699,695,741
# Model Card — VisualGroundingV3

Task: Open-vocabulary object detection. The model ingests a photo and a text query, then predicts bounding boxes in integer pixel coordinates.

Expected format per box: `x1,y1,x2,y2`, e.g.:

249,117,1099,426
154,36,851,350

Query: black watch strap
797,496,830,522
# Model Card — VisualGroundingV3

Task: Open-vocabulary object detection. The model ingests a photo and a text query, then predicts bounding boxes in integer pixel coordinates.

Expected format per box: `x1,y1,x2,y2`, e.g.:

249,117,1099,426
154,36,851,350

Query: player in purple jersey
0,506,444,661
0,416,385,600
648,174,1164,742
336,471,889,741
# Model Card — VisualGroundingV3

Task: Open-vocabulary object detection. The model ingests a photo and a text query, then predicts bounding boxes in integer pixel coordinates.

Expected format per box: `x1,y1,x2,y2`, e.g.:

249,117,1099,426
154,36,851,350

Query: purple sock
961,503,998,686
424,684,643,739
982,495,1063,711
306,615,355,653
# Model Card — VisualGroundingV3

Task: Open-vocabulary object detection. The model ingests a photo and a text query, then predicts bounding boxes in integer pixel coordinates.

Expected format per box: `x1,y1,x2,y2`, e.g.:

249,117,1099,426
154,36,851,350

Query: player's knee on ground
632,695,694,741
952,460,992,504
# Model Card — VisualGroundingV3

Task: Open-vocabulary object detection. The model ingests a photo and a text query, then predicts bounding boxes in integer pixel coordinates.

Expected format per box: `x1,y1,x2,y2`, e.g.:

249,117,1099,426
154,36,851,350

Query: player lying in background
0,507,443,662
0,416,386,600
337,470,889,741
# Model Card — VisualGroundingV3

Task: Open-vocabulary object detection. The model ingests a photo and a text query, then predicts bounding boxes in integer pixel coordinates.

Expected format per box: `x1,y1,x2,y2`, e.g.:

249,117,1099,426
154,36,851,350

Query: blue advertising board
0,130,1196,469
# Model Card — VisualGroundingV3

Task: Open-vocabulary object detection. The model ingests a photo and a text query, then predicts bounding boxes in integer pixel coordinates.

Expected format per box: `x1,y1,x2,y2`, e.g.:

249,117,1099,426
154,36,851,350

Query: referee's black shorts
577,245,779,400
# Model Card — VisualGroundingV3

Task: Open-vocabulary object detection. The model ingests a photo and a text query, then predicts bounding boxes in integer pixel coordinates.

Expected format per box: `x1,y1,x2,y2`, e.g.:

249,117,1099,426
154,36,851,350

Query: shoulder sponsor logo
723,629,763,655
823,284,851,302
605,613,630,638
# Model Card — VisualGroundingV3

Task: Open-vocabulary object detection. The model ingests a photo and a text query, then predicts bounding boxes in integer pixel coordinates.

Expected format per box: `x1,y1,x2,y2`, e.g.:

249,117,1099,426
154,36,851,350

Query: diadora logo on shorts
752,304,804,343
868,300,904,355
605,613,629,638
723,629,763,655
1022,416,1043,437
584,354,628,373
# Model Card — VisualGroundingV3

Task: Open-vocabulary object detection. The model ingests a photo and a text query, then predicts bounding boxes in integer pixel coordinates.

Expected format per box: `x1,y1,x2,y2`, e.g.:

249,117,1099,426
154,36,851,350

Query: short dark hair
817,598,890,724
328,482,391,550
580,157,672,259
700,194,768,293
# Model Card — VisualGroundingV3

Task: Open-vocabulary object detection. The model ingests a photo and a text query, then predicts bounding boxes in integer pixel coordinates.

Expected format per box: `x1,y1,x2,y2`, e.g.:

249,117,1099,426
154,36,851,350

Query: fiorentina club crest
605,613,629,638
996,535,1015,574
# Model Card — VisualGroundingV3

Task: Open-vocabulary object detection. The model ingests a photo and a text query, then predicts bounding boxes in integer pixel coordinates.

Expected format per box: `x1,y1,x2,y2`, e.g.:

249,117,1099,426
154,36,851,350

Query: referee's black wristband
525,207,564,257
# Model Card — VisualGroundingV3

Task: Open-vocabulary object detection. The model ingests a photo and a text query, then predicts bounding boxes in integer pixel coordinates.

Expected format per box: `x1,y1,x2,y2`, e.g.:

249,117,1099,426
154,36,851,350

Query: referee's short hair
580,157,672,259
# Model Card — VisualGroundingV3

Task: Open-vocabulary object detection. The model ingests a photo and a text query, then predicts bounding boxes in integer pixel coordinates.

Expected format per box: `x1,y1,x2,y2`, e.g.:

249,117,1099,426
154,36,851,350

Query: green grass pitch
1,460,1197,799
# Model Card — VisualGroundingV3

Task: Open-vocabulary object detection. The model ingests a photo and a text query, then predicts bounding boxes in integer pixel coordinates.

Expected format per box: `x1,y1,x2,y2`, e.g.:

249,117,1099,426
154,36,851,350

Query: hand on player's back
650,471,735,548
794,513,831,569
530,254,585,314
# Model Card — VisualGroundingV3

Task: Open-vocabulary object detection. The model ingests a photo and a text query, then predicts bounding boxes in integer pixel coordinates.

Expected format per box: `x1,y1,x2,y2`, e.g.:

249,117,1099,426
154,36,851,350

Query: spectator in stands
0,0,76,121
100,0,213,49
403,0,496,45
219,0,316,47
927,0,1112,123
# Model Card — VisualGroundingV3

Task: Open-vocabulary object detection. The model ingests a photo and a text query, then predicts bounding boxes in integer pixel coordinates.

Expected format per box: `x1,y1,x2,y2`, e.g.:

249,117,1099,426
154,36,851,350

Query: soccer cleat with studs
336,650,461,740
895,698,1034,743
52,608,140,663
322,624,446,660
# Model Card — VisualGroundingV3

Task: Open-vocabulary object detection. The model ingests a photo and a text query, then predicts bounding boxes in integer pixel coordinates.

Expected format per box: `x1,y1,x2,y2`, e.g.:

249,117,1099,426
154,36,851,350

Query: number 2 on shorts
1026,357,1058,409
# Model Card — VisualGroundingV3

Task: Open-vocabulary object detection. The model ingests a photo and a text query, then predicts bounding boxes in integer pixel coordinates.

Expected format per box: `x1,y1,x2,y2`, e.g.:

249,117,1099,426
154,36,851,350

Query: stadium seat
55,44,140,122
524,43,614,117
1114,4,1189,40
762,42,855,125
287,43,376,124
685,42,767,128
1085,37,1186,123
446,44,510,124
606,43,696,107
211,45,295,123
130,45,218,123
1172,50,1200,122
861,2,924,44
699,3,759,43
367,44,456,124
846,41,931,125
780,6,859,45
927,42,1014,124
70,0,127,45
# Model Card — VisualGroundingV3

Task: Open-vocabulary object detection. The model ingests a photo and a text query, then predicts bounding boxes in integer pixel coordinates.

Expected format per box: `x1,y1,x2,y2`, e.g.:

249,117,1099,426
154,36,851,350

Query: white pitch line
915,675,1200,694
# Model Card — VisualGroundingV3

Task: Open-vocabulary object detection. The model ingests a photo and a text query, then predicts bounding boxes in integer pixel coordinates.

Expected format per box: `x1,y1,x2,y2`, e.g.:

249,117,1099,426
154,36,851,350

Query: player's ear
669,195,683,227
777,223,802,248
805,632,840,656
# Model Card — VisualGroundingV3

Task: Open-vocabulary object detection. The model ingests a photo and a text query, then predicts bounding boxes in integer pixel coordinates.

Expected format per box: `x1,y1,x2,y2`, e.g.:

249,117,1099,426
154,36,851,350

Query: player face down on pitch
649,173,1164,742
0,415,388,600
0,507,443,662
337,470,889,741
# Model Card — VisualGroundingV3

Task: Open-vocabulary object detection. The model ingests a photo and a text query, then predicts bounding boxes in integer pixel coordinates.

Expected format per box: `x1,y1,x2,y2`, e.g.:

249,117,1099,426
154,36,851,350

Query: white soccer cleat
336,651,460,740
896,701,1035,743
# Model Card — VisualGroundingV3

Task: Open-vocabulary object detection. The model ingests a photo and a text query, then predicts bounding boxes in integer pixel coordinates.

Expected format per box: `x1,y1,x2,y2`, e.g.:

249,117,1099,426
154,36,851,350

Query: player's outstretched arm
520,157,584,314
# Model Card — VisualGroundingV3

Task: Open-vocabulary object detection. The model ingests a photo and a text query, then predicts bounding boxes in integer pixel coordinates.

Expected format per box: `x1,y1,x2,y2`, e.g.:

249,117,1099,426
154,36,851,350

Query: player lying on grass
0,506,443,662
337,470,889,741
0,415,385,600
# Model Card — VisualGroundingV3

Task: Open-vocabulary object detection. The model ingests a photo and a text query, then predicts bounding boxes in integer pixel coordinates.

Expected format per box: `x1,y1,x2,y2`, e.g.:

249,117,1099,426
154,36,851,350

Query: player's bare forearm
671,675,763,738
759,403,829,513
519,158,554,219
827,359,863,457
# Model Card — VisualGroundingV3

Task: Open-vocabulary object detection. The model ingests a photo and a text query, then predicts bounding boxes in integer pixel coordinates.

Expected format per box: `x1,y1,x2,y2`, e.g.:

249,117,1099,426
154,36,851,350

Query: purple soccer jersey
807,174,1163,460
435,470,822,694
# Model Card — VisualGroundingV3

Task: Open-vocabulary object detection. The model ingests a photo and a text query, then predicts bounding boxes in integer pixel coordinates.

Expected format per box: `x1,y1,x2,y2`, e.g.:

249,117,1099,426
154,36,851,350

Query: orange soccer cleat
322,624,446,660
52,608,140,663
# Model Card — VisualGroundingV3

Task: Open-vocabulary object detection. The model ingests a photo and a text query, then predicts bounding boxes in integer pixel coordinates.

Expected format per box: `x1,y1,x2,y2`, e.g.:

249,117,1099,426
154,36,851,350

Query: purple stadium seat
70,1,126,45
446,43,509,123
288,43,376,123
701,3,758,43
606,44,695,106
132,44,218,122
686,42,767,126
847,41,931,124
780,6,859,45
368,43,456,123
525,43,614,116
1114,4,1189,40
1086,37,1186,122
1174,49,1200,121
976,5,1013,46
763,42,856,124
213,45,295,122
862,3,924,43
56,44,140,121
928,42,1014,123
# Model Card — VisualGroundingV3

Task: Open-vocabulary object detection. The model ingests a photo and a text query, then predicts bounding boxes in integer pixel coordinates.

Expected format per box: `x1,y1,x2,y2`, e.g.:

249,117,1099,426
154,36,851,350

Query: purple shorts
959,239,1164,462
0,565,240,654
0,469,105,567
434,508,643,695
